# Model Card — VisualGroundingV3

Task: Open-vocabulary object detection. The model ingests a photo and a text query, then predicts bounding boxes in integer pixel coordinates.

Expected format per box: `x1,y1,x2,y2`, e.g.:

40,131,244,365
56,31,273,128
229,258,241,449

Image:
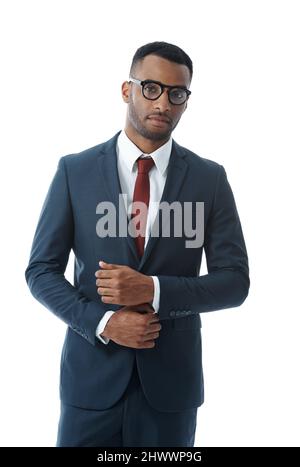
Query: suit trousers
56,359,198,447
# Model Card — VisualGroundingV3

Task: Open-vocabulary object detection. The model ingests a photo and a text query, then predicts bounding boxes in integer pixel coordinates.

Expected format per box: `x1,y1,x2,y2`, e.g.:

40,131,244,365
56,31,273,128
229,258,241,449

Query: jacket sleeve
25,157,106,346
156,164,250,320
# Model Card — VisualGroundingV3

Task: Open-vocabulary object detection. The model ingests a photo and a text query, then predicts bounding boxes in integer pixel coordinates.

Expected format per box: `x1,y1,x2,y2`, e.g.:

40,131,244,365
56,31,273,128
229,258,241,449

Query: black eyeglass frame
128,76,191,105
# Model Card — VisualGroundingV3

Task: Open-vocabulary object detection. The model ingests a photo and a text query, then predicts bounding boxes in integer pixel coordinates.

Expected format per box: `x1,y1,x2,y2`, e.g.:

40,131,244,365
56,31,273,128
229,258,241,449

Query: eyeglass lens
143,82,188,105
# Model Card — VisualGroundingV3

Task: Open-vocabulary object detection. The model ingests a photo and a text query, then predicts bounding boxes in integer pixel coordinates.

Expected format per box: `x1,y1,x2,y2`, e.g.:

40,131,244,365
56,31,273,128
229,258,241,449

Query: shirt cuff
151,276,160,313
95,310,115,344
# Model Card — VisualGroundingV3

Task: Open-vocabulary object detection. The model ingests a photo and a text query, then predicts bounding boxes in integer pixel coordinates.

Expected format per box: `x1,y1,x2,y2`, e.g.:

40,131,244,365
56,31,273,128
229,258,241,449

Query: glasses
129,77,191,105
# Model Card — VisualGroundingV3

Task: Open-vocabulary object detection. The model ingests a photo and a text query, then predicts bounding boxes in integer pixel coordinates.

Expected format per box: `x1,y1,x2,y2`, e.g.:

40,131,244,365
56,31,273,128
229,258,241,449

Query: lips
148,116,171,124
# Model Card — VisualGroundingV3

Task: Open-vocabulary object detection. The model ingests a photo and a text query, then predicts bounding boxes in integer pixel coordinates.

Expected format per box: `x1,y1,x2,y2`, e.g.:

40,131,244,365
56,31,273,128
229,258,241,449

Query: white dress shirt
96,129,173,344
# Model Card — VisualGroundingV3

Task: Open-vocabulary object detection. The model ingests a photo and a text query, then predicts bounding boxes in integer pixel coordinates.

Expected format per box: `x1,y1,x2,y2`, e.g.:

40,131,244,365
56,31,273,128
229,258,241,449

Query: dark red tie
131,156,155,258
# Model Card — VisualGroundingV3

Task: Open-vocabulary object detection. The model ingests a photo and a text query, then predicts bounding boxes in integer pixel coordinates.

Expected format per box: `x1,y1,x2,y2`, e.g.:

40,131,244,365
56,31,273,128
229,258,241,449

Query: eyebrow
144,78,189,89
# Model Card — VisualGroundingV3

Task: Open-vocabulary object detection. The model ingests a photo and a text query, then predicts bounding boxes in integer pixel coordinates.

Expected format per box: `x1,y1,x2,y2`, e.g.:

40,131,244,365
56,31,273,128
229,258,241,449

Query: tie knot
137,156,155,174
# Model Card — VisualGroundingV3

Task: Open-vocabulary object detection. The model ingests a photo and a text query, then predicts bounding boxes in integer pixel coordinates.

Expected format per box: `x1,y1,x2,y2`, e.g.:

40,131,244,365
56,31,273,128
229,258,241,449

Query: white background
0,0,299,447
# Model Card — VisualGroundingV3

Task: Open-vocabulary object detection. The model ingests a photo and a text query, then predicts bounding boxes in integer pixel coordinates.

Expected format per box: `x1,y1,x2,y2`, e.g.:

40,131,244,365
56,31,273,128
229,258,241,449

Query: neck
124,125,170,154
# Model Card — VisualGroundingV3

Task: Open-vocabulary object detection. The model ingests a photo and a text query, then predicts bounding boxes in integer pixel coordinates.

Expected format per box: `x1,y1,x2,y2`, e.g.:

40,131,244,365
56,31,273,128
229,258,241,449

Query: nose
153,88,171,113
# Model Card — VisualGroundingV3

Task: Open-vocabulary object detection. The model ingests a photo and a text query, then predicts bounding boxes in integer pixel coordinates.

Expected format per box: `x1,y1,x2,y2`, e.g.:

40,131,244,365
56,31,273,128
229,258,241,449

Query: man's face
122,54,191,142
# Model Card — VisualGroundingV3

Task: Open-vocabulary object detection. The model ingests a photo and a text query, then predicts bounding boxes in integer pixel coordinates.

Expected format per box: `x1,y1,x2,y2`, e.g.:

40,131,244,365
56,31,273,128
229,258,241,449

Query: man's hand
101,303,162,349
95,260,154,306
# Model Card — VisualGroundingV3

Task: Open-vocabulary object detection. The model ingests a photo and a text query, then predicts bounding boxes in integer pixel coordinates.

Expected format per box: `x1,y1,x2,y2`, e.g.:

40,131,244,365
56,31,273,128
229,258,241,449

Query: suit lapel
138,140,188,270
96,132,188,269
96,131,139,263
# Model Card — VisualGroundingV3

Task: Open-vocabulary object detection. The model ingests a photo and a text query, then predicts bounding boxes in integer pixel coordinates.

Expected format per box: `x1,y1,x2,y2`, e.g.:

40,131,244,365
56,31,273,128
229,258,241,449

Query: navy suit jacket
25,130,249,412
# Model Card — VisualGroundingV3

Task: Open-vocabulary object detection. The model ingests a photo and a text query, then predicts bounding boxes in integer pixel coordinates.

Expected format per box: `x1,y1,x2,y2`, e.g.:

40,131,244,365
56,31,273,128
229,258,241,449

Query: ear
121,81,130,103
183,101,188,112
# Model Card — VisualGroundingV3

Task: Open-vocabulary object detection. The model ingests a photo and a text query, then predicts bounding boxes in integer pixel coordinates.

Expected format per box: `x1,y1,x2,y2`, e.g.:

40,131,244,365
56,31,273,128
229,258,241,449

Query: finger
96,279,113,287
147,314,159,322
97,287,114,297
144,319,159,328
138,340,155,349
142,332,160,342
95,270,114,279
99,260,125,269
101,296,119,304
146,323,162,333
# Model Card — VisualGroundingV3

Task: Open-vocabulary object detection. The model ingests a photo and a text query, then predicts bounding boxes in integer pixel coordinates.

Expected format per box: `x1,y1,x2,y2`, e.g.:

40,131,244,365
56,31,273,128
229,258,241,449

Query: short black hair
129,41,193,81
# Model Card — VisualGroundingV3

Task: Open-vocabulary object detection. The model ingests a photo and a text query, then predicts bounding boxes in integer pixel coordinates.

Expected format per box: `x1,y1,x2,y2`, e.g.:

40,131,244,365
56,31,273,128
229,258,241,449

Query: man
25,41,250,447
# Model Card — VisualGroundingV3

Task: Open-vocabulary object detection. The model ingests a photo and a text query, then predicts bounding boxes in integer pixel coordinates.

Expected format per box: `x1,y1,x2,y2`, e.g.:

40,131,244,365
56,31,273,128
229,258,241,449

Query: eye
144,83,160,94
171,88,185,98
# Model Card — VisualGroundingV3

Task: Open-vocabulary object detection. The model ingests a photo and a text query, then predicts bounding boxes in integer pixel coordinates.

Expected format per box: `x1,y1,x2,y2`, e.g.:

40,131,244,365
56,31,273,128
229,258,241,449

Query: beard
128,97,179,141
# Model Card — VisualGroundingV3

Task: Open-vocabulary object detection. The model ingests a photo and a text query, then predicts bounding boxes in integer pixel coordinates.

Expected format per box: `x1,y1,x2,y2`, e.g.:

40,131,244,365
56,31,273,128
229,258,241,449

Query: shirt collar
116,129,172,176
